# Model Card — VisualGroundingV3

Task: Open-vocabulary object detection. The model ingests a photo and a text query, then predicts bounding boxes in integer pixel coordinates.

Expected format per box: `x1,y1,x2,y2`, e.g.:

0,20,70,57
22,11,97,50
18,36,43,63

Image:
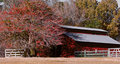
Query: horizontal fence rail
5,49,24,58
108,48,120,57
74,50,108,57
75,48,120,57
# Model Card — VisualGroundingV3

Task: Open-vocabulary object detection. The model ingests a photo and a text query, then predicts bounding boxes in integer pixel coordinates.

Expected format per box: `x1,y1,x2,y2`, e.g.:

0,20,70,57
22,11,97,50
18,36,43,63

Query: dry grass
0,57,120,64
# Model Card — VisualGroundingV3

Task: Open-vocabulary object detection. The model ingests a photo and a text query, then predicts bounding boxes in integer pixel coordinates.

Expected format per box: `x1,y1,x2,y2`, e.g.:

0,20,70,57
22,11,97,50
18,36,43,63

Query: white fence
75,48,120,57
74,50,108,57
5,49,24,58
108,48,120,57
5,48,120,57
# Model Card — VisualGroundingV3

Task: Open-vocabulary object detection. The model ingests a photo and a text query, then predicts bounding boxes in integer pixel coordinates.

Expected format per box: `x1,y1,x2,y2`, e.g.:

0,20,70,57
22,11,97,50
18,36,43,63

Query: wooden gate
108,48,120,57
5,49,24,58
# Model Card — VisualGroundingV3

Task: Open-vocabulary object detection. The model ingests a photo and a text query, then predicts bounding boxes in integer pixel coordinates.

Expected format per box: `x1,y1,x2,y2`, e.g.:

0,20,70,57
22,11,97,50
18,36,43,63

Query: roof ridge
60,25,107,32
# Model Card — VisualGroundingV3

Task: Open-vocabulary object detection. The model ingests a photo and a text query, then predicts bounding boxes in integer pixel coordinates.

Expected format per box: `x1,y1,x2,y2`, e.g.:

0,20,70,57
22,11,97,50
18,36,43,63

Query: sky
98,0,120,7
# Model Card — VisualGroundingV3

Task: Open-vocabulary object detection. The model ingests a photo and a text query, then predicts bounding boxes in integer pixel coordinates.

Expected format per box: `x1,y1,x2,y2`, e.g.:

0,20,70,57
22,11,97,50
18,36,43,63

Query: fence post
108,48,110,57
116,49,118,57
95,49,97,54
5,49,6,58
84,50,86,57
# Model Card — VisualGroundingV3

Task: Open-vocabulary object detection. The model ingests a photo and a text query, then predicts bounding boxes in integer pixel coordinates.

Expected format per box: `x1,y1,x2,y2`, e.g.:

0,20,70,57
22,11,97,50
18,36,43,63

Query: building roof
0,2,4,6
60,25,107,32
65,32,120,45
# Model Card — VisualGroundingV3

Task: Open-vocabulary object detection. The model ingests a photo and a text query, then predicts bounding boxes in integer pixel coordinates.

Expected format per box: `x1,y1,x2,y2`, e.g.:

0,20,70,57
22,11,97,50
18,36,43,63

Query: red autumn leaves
0,0,64,49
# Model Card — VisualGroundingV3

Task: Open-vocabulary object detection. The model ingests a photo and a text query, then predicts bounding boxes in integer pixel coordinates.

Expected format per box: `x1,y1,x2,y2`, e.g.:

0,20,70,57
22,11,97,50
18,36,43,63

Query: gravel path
0,57,120,64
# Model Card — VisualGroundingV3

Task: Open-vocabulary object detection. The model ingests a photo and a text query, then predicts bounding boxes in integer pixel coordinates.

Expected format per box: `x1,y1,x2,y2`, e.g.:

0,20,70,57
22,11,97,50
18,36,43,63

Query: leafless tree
53,0,86,25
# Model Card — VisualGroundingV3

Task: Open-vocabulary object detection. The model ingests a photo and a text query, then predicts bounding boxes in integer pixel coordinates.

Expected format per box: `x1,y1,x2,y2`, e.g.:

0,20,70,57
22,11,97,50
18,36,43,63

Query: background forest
2,0,120,40
52,0,120,40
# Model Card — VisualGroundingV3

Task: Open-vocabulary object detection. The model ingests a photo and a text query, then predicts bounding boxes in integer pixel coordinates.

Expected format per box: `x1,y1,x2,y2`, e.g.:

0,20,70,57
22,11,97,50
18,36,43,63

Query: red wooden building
59,25,120,57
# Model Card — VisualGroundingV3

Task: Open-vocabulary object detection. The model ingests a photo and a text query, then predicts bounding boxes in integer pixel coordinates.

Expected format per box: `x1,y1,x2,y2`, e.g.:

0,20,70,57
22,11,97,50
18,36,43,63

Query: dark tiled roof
65,33,120,45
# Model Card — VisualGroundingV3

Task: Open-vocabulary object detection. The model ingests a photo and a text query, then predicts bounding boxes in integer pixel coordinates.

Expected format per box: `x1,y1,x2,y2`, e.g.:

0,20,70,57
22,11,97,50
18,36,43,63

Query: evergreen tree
76,0,102,28
107,9,120,38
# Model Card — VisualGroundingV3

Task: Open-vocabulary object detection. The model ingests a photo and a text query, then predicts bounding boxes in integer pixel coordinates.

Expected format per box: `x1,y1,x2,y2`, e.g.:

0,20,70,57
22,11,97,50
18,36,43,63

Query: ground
0,57,120,64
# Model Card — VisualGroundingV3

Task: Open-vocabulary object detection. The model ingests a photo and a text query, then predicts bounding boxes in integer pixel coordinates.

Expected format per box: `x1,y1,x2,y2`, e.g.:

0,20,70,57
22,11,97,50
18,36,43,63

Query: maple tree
0,0,64,57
